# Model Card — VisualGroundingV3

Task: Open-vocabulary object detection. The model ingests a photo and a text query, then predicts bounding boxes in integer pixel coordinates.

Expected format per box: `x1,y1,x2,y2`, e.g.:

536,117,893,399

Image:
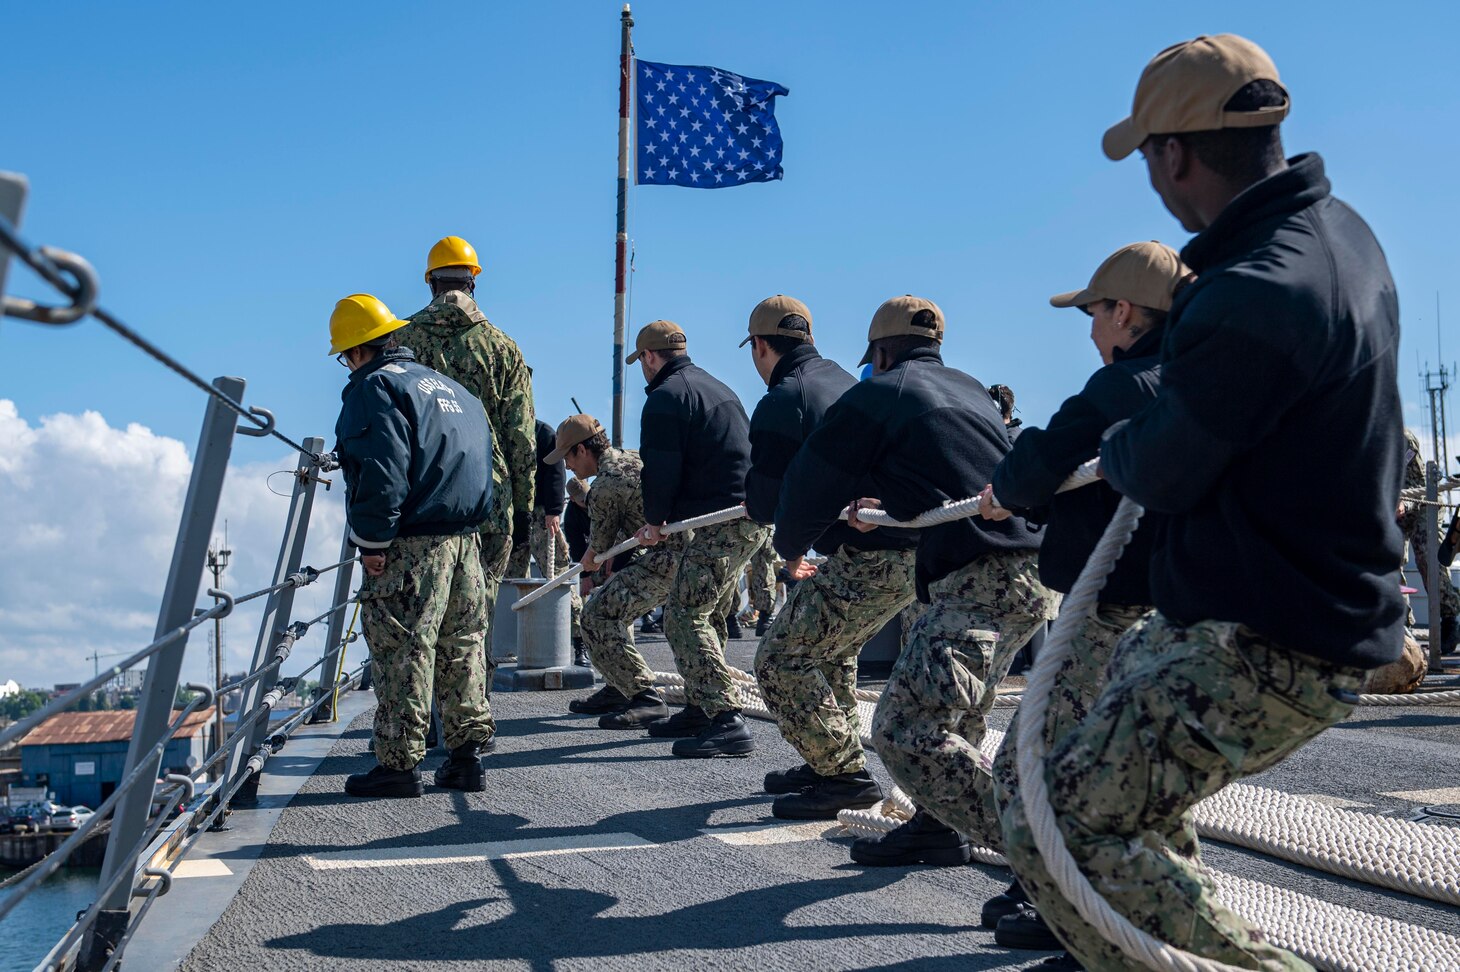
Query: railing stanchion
226,436,326,807
80,377,245,972
311,524,357,723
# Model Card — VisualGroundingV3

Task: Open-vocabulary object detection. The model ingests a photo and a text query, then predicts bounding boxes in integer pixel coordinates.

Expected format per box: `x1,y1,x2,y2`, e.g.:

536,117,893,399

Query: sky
2,0,1459,689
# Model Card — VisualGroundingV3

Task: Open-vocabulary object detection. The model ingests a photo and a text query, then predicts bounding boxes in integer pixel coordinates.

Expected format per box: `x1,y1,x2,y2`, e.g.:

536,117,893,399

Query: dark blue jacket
334,347,493,549
752,343,916,556
993,327,1164,603
639,354,751,524
776,347,1042,602
1102,154,1405,668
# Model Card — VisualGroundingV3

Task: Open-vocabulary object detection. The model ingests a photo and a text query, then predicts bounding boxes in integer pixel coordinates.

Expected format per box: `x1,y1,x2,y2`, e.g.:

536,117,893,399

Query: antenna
571,397,584,414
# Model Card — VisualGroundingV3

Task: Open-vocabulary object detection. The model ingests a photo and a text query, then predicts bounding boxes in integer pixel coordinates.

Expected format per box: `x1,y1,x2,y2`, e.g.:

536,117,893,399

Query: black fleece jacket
533,419,566,517
993,328,1164,603
1102,154,1405,668
776,347,1041,601
749,344,915,555
639,354,752,525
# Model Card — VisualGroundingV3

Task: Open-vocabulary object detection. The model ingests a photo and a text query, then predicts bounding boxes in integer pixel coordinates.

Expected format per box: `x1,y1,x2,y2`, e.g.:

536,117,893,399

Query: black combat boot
763,762,824,794
996,904,1063,950
572,639,592,669
1442,615,1459,655
598,690,671,729
848,808,971,866
569,684,630,715
639,613,662,634
645,704,711,738
725,613,743,639
981,878,1028,928
434,743,485,792
671,710,755,757
771,770,882,819
755,612,775,637
344,763,423,798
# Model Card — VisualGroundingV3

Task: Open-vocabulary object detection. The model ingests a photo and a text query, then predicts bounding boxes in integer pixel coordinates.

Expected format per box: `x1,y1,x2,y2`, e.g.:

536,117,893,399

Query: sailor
404,236,536,637
987,384,1022,440
1399,428,1459,654
996,35,1406,971
629,320,769,757
741,295,918,819
552,413,676,727
973,242,1189,957
743,535,779,636
506,418,584,661
329,294,496,798
775,296,1056,861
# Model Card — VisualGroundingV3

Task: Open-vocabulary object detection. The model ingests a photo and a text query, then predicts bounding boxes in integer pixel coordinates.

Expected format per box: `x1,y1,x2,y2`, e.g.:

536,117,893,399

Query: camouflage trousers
506,508,582,638
1408,528,1460,626
996,612,1365,972
871,549,1057,847
664,518,770,717
755,546,917,775
581,546,680,697
745,534,779,616
479,529,514,636
361,533,495,770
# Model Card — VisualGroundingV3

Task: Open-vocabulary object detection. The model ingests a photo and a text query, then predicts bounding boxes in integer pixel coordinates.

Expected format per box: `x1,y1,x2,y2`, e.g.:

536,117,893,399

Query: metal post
612,3,634,447
80,377,245,972
226,436,325,805
310,524,357,723
1425,461,1444,669
0,173,28,308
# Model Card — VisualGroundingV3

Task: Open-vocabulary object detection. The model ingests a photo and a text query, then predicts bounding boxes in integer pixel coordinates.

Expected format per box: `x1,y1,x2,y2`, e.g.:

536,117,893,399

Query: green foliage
0,689,48,722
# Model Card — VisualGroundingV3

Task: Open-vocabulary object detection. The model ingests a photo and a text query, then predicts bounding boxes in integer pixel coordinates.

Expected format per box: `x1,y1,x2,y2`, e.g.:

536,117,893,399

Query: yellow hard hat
424,236,482,282
328,293,407,355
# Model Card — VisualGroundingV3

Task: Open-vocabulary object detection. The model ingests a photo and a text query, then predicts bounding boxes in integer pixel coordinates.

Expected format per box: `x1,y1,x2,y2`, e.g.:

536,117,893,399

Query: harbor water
0,868,97,972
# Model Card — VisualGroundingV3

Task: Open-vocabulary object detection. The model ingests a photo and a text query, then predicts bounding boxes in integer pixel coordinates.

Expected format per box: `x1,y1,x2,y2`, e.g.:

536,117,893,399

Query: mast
612,4,634,446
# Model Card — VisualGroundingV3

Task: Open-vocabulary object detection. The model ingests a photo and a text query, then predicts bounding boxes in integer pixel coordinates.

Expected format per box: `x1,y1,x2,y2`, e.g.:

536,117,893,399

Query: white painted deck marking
1293,793,1373,809
702,821,841,846
171,858,233,878
303,832,655,871
1382,786,1460,804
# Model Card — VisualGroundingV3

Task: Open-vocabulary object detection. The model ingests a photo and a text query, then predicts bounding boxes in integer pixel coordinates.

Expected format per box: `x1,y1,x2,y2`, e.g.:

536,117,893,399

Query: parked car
3,805,43,834
46,806,94,832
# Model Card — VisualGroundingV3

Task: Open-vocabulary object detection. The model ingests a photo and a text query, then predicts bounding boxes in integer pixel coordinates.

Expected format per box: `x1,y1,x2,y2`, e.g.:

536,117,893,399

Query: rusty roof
19,707,217,747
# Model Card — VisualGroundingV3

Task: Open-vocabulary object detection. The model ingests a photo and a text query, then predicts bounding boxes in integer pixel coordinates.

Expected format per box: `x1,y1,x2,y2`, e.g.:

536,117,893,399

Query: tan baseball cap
859,295,945,366
1050,242,1191,312
1103,34,1289,161
626,319,687,364
544,413,606,464
739,295,813,347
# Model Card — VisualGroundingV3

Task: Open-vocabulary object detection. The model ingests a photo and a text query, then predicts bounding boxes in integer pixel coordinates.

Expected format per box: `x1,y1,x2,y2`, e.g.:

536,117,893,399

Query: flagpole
612,3,633,447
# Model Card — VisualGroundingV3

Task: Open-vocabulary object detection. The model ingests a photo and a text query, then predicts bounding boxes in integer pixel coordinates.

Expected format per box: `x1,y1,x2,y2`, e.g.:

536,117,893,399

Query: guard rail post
310,524,357,723
226,435,325,807
1425,461,1443,668
79,377,246,972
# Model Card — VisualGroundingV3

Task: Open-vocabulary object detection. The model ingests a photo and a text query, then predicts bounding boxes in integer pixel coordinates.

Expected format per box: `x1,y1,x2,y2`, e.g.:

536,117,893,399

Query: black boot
763,762,823,794
671,710,755,757
980,878,1028,929
572,639,591,669
772,770,882,820
996,904,1063,950
639,613,662,634
433,743,485,792
646,704,711,738
598,690,670,729
1442,616,1459,656
725,613,743,639
569,684,630,715
848,808,970,866
345,763,423,799
755,613,775,637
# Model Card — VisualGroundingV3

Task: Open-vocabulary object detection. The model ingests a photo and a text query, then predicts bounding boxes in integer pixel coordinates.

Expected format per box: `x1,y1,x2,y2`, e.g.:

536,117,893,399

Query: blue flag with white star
636,59,788,189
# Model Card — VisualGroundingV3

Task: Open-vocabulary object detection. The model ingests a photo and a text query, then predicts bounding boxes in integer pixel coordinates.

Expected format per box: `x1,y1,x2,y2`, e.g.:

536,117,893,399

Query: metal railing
0,172,369,972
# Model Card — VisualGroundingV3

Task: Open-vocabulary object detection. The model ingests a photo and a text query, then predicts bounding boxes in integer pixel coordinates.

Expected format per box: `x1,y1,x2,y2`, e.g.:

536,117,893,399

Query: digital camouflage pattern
580,546,681,696
1400,429,1459,627
359,533,495,770
996,612,1364,972
480,532,514,634
746,534,778,616
586,448,685,557
755,546,916,775
871,549,1057,848
506,507,582,638
403,289,536,543
664,518,770,716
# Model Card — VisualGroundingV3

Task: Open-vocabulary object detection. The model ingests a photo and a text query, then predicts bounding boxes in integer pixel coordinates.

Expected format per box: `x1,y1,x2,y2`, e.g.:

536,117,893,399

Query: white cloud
0,400,352,693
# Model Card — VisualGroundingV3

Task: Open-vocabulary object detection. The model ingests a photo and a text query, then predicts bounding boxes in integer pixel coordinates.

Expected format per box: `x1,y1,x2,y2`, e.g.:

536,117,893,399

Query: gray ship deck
125,634,1460,971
